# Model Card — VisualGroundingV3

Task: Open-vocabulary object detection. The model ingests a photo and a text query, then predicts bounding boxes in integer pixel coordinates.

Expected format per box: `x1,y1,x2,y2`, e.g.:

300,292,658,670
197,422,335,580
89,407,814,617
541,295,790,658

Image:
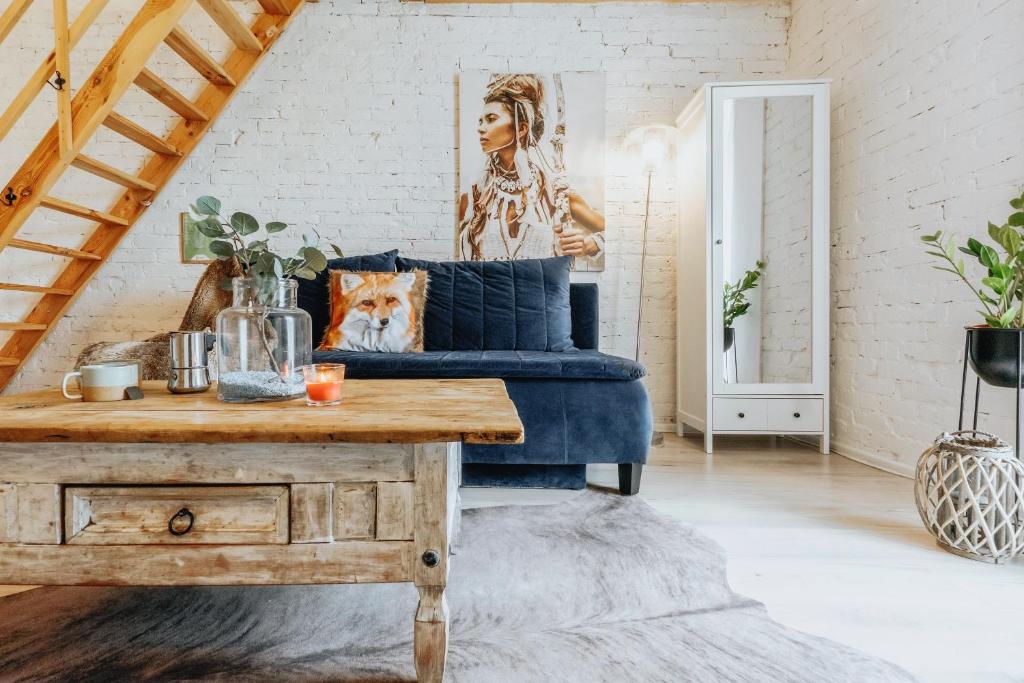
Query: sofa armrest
570,283,599,350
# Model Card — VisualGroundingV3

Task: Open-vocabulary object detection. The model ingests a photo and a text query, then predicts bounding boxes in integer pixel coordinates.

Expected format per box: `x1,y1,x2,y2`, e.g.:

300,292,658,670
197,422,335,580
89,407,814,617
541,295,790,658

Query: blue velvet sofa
301,252,653,494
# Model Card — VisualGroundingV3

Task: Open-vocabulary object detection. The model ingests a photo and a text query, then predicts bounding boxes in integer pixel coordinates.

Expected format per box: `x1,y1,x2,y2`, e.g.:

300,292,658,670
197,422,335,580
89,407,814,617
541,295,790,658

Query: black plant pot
967,327,1024,389
723,326,735,352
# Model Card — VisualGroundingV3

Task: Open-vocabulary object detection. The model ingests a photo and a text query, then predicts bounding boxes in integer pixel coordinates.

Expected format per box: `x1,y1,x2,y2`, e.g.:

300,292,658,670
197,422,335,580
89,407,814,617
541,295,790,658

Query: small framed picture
180,212,216,264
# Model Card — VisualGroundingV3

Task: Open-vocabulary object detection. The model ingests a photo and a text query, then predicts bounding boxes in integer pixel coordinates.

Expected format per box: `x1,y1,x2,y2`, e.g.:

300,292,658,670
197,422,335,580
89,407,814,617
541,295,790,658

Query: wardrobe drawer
64,486,289,545
712,398,767,431
766,398,824,432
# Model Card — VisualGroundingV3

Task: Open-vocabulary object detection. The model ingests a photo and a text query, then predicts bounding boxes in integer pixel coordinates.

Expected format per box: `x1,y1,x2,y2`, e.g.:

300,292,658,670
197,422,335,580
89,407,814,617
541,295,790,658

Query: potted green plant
184,196,344,402
723,261,765,352
921,190,1024,388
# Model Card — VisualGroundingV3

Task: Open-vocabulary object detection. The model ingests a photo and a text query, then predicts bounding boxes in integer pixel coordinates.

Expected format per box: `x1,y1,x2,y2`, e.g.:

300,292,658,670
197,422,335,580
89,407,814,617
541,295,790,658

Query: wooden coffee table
0,379,523,682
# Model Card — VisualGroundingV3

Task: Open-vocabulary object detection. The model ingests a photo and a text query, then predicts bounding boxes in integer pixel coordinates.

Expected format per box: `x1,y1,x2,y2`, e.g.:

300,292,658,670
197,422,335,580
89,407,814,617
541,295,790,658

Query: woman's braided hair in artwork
460,74,548,261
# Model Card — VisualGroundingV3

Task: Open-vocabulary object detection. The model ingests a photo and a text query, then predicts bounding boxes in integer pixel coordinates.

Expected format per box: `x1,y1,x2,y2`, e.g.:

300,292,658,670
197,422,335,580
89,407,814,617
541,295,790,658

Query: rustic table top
0,379,524,445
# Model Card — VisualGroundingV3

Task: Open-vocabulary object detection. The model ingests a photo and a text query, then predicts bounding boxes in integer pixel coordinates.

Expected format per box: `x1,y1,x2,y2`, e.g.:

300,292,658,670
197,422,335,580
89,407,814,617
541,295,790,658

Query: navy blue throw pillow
297,250,398,342
395,256,576,352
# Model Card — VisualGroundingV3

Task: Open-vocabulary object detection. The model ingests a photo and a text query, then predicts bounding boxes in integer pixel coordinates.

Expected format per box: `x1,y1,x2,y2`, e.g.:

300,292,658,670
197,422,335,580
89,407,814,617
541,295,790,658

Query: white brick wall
787,0,1024,473
1,0,790,430
759,95,812,383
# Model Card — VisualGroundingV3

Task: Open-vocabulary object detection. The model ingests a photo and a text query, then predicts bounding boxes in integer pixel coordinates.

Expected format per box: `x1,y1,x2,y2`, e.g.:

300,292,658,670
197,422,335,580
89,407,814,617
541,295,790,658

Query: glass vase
216,276,312,403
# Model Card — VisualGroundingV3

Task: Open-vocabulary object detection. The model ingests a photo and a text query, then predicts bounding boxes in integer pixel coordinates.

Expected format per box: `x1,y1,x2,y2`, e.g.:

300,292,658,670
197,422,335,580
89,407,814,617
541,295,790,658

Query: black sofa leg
618,463,642,496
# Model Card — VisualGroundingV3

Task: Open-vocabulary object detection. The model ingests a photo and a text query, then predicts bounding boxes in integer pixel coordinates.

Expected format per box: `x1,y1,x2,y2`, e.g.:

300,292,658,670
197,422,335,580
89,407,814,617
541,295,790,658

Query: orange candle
306,379,342,402
302,363,345,406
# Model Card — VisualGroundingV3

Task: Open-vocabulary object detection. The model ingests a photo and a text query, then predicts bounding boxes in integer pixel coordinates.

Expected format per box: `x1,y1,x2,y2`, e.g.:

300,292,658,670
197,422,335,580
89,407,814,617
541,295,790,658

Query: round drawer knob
793,412,801,418
168,507,195,536
422,549,441,567
738,412,745,418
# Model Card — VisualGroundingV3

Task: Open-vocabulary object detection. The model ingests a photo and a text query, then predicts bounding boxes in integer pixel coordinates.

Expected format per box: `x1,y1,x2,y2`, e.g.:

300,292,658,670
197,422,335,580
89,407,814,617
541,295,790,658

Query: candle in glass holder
302,363,345,406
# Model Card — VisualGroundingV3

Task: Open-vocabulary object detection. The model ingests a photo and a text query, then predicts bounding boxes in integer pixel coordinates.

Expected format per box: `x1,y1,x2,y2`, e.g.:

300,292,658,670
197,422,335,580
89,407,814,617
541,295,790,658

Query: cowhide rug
0,491,916,682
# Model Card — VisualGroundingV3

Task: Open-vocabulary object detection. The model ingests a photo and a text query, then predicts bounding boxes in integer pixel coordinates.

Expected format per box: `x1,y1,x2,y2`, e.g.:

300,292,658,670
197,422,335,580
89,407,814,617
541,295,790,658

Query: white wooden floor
462,433,1024,683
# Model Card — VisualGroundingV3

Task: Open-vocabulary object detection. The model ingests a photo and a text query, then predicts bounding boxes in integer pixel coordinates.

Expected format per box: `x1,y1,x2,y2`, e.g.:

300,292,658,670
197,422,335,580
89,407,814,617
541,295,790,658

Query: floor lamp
624,125,678,443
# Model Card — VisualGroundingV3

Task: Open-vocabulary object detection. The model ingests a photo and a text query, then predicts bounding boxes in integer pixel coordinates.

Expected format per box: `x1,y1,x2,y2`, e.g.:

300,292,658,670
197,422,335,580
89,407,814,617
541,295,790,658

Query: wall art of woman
457,73,606,269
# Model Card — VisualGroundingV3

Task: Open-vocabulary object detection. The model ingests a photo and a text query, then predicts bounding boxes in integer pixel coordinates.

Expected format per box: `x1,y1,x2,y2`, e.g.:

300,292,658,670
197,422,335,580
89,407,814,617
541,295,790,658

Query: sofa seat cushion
311,349,646,381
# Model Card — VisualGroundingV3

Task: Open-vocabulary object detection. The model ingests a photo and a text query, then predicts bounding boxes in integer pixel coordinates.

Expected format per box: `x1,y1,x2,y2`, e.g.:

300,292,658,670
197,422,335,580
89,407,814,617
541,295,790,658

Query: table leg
415,585,449,682
413,442,458,681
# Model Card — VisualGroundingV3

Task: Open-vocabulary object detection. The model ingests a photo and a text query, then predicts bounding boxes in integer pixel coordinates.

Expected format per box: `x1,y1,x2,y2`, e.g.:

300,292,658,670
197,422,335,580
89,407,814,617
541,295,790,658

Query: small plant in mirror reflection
723,261,765,328
921,190,1024,329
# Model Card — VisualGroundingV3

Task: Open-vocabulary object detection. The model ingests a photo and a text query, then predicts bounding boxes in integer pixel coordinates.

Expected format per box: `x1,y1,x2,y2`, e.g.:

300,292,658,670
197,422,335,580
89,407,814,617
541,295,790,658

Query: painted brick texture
1,0,790,430
787,0,1024,473
759,95,812,383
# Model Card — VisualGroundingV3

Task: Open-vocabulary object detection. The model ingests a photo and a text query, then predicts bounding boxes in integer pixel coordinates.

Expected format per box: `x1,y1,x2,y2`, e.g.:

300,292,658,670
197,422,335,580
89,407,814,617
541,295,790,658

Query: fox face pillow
318,271,428,353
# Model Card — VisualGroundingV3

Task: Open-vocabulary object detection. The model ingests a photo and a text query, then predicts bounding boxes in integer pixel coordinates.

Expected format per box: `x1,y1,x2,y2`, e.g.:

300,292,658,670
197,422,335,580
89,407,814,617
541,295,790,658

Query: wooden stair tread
102,112,182,157
197,0,263,53
0,323,48,331
134,68,210,122
71,154,157,192
8,238,102,261
0,357,19,366
165,26,236,86
39,196,131,226
0,282,75,296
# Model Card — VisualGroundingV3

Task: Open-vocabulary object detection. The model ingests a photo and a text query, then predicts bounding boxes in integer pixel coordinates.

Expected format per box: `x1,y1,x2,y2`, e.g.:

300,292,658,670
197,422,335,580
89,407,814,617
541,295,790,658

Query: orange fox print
319,271,427,352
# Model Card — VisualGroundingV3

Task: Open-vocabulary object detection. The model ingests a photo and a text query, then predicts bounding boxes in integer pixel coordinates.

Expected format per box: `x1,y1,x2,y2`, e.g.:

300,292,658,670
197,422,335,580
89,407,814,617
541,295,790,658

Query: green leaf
208,240,235,258
999,307,1018,328
979,245,1000,269
266,221,287,233
920,232,939,243
195,196,221,216
295,268,317,280
1010,197,1023,210
301,246,328,273
231,212,259,236
966,237,984,256
331,244,345,259
982,276,1006,294
1008,212,1024,227
195,217,225,238
273,257,284,278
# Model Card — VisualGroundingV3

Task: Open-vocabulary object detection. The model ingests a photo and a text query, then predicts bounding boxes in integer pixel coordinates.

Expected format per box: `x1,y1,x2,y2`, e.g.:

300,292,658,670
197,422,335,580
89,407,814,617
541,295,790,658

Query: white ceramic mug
62,362,139,402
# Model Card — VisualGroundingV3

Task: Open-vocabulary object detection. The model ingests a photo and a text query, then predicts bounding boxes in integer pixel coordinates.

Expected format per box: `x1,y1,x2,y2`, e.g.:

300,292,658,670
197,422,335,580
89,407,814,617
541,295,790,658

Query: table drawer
712,398,768,431
766,398,824,432
64,486,289,545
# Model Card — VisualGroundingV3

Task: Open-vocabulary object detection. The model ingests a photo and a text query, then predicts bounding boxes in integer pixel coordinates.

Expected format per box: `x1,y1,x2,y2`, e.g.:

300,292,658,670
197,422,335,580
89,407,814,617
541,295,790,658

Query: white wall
1,0,790,430
787,0,1024,474
759,94,812,384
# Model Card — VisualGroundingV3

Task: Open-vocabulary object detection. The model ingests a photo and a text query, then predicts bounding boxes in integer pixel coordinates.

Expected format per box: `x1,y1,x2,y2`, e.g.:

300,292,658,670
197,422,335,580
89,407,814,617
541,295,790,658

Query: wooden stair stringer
0,5,307,392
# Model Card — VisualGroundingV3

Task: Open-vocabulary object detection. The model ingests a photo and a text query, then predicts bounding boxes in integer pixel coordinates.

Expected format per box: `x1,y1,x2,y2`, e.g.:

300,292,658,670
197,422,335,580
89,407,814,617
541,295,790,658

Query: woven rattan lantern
915,431,1024,563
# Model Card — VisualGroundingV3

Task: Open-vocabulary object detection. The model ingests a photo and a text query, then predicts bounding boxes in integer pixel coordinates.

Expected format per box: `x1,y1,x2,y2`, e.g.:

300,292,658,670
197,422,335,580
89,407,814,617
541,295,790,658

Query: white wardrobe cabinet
675,81,830,454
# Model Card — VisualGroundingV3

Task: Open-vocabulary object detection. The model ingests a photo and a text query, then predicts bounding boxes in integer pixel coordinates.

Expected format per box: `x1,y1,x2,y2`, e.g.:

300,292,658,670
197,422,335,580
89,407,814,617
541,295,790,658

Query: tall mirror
720,94,814,385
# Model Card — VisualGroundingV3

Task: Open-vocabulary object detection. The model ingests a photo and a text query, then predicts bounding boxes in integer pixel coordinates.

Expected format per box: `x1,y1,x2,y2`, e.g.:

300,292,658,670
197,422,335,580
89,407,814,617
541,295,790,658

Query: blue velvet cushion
296,250,398,342
310,349,645,381
395,256,576,352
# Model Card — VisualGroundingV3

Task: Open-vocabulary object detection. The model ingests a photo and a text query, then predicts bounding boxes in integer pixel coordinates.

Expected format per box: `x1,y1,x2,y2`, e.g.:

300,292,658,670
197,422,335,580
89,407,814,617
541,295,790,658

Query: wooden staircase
0,0,307,392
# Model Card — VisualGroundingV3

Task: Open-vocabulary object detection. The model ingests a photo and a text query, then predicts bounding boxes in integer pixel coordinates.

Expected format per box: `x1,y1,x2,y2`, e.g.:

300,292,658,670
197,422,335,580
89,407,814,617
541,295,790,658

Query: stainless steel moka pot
167,331,216,394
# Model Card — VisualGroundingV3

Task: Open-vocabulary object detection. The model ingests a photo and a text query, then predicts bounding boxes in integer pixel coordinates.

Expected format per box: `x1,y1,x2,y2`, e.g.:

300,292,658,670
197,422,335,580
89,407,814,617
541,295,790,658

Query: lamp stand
635,168,663,447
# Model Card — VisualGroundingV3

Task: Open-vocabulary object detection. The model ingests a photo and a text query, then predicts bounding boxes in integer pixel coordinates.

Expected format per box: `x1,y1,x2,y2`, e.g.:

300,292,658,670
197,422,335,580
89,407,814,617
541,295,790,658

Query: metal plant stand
958,328,1023,460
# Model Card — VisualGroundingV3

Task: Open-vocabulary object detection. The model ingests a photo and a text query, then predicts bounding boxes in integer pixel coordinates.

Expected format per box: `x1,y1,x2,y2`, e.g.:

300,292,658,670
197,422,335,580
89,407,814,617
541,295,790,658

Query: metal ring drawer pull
793,412,801,418
168,507,195,536
737,412,745,418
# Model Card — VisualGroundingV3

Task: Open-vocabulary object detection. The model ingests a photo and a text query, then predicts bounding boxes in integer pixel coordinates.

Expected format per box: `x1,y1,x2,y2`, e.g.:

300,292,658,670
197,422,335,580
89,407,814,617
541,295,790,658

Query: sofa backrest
570,283,599,351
